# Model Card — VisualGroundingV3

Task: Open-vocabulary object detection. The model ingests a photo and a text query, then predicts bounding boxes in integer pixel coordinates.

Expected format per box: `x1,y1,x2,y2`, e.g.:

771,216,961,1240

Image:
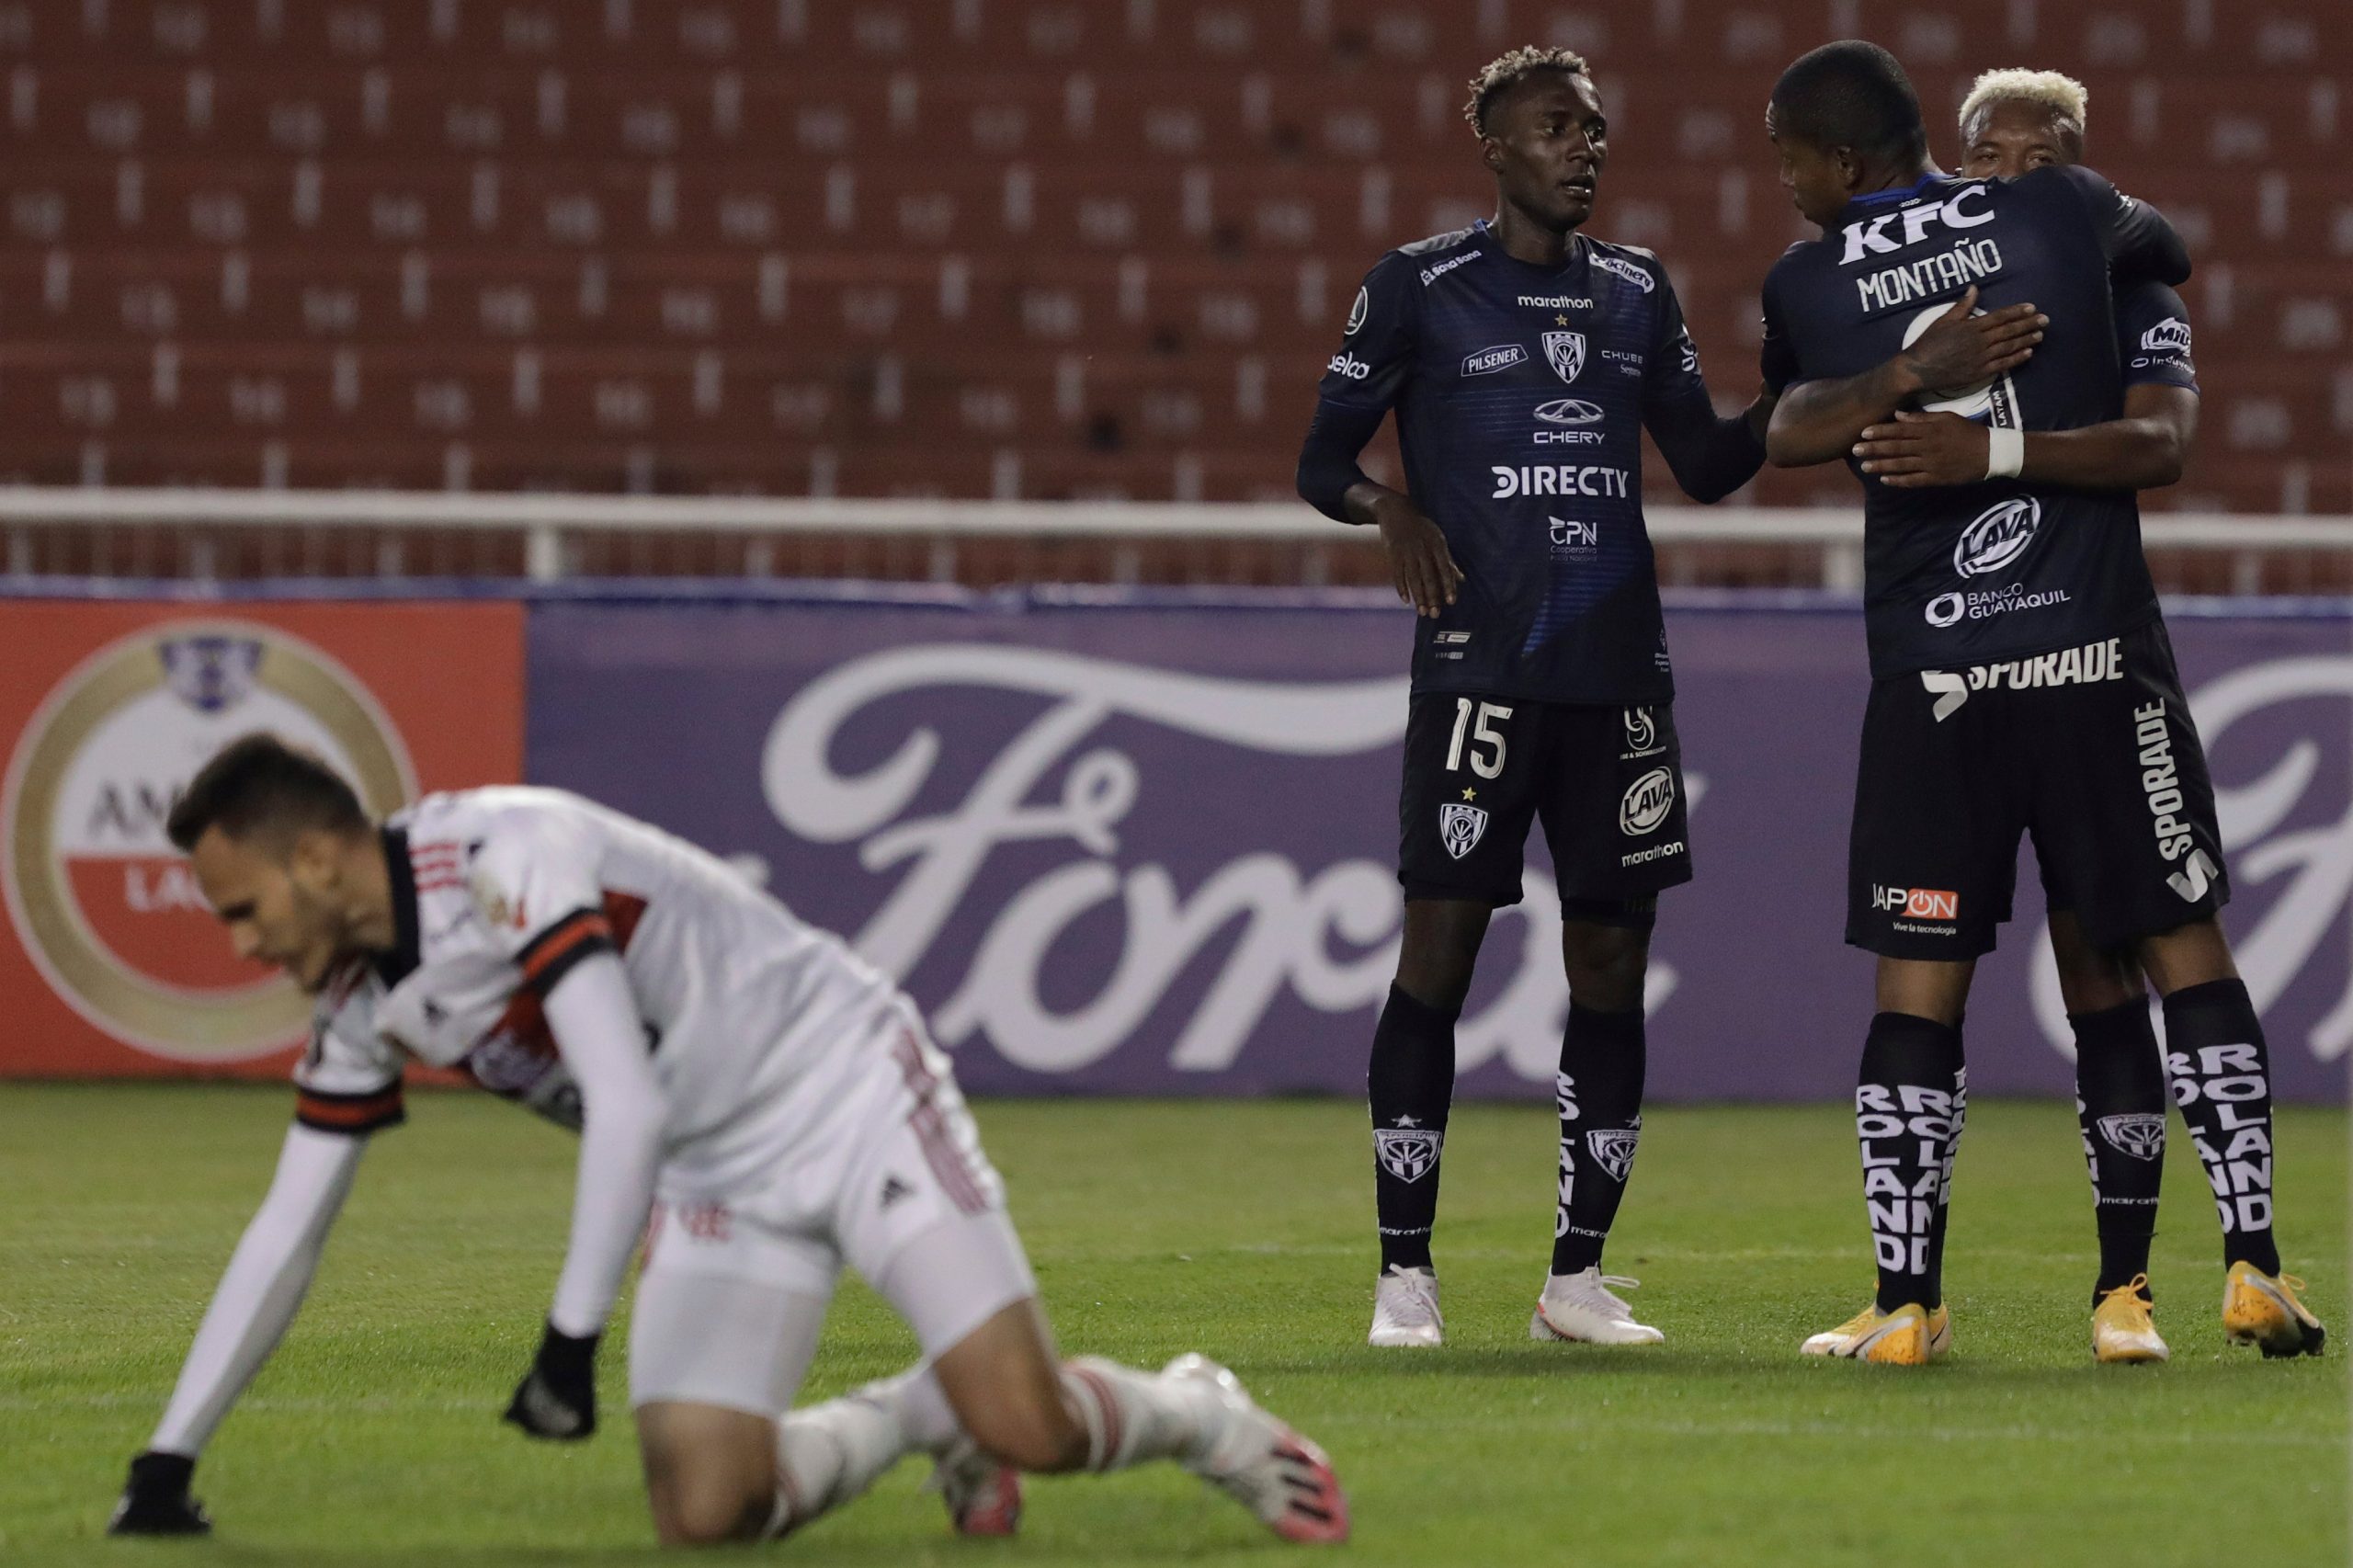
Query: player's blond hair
1463,45,1591,136
1958,68,2089,141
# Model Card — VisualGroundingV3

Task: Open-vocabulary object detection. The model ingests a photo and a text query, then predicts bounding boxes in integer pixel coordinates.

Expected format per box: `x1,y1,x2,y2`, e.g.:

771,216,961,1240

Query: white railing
0,487,2341,589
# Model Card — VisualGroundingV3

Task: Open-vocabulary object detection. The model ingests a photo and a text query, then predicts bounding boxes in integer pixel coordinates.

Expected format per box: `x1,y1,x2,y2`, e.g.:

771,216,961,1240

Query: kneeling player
108,735,1347,1546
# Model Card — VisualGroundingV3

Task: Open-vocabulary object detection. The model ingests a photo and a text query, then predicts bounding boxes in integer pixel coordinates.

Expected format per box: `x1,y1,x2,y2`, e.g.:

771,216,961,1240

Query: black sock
2162,978,2281,1275
1550,1003,1646,1276
1369,983,1458,1272
1856,1012,1965,1314
2072,1000,2166,1300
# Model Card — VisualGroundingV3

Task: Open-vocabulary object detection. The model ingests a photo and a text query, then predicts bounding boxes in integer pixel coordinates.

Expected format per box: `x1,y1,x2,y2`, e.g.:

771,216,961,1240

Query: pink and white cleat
930,1438,1021,1537
1163,1353,1349,1545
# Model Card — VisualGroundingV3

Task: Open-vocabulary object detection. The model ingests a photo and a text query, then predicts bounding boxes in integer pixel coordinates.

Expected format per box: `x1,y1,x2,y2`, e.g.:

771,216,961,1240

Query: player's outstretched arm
1766,287,2047,467
503,949,666,1442
1854,384,2199,490
1295,401,1461,617
111,1124,369,1535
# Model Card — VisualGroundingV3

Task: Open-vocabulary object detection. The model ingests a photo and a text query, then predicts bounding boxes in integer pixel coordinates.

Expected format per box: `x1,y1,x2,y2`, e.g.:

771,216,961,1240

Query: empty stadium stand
0,0,2345,523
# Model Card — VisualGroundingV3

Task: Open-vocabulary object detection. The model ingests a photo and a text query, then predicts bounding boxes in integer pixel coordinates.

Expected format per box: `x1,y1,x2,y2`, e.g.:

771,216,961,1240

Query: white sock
863,1365,961,1454
765,1391,911,1539
1059,1357,1219,1472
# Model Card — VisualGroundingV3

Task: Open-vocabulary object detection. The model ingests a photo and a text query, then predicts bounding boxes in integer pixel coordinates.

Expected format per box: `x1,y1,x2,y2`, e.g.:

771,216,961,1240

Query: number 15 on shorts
1447,699,1513,778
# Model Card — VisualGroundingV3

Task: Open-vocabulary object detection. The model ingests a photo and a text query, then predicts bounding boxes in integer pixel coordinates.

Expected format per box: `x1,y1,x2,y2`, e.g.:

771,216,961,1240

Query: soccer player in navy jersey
1757,40,2323,1365
1295,45,1774,1350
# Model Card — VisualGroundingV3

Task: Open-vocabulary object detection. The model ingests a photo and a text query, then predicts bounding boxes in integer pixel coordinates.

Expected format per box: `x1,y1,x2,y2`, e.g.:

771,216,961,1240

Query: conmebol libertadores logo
2,619,414,1059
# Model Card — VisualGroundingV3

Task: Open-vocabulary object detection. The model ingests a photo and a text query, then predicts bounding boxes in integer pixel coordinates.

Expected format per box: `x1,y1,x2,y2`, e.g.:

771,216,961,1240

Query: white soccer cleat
1369,1265,1443,1347
928,1437,1021,1537
1163,1354,1349,1545
1529,1267,1665,1345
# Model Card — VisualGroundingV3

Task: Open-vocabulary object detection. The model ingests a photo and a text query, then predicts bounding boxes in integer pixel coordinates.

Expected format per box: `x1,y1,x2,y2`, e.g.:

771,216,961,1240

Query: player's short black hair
1769,40,1927,166
165,732,369,854
1463,45,1591,137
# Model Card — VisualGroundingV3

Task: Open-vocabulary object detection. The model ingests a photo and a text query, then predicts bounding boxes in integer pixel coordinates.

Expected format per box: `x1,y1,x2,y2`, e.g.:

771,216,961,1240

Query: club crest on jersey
2096,1113,2165,1161
1586,1128,1639,1183
1543,330,1586,383
1375,1126,1443,1183
1439,801,1488,859
1619,768,1675,835
1954,496,2041,578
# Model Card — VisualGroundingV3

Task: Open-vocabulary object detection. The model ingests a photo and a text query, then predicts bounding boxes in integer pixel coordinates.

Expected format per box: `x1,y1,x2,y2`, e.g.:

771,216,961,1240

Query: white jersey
295,787,903,1189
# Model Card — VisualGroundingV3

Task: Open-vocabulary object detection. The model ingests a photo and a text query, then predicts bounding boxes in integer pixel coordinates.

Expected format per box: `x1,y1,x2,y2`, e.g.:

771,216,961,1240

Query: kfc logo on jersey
2141,318,2191,356
1438,801,1488,859
1543,331,1586,383
1619,768,1675,835
1838,183,1995,265
1872,885,1961,921
1593,255,1654,293
1325,352,1371,381
1461,344,1528,377
1344,286,1369,336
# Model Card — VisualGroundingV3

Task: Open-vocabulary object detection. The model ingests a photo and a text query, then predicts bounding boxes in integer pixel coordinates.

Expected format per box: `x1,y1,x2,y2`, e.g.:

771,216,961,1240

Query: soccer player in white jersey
108,734,1348,1546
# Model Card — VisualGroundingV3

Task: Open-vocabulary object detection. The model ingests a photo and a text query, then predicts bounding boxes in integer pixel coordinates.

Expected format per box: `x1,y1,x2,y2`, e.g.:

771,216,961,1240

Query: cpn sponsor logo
1461,343,1527,377
1872,884,1960,921
1954,496,2040,577
1,619,415,1059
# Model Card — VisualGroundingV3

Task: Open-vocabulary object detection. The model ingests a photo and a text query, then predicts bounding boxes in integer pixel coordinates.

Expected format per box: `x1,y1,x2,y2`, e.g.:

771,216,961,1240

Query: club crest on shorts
1439,801,1488,859
1375,1126,1443,1183
2096,1113,2165,1161
1586,1128,1640,1183
1542,330,1586,383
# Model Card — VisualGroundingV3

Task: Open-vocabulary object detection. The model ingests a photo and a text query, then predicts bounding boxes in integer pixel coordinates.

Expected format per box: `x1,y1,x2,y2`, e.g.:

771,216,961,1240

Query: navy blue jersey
2118,280,2198,392
1304,222,1762,705
1759,165,2189,677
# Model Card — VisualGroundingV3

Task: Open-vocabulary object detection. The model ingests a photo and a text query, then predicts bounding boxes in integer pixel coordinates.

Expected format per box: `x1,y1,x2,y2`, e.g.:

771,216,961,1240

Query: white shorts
628,1015,1038,1415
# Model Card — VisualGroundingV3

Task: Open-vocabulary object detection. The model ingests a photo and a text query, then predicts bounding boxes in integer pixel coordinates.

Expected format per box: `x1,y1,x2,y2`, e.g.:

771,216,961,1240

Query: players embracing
1297,46,1774,1349
1758,40,2325,1365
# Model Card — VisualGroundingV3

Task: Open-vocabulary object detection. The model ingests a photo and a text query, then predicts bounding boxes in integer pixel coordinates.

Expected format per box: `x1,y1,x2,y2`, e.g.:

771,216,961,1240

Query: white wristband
1984,426,2025,480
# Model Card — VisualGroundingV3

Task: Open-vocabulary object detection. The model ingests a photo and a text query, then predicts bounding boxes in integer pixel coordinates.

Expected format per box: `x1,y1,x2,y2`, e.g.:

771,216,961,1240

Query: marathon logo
1491,463,1631,499
1620,839,1683,869
1517,293,1595,310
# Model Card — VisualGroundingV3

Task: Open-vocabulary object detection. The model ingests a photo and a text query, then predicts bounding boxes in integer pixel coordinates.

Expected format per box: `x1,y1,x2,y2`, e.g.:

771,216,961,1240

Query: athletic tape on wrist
1984,426,2025,480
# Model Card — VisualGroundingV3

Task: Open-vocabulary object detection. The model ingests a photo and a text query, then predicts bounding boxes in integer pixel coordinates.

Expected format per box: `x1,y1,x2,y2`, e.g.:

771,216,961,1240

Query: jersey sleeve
2115,281,2199,392
290,997,405,1136
2041,164,2191,288
467,812,617,998
1757,254,1805,394
1313,251,1418,412
1640,259,1766,504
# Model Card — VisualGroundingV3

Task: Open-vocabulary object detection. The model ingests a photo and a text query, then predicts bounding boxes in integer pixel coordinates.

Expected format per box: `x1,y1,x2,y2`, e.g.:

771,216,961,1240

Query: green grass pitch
1,1084,2342,1566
